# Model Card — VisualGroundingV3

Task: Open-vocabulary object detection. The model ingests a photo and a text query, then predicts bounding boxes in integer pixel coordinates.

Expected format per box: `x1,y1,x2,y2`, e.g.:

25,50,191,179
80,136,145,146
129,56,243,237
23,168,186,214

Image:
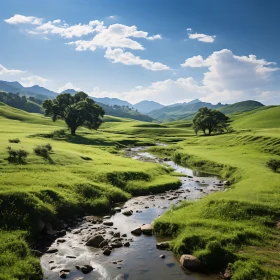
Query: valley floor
1,103,280,279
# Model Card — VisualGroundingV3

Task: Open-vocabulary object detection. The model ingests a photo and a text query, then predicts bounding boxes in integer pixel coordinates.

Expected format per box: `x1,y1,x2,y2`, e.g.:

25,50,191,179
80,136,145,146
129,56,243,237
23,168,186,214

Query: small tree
266,159,280,172
192,107,230,136
42,92,105,135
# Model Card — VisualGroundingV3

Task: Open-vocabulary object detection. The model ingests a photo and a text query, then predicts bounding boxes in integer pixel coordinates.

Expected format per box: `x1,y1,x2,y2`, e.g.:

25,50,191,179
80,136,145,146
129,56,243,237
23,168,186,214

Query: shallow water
41,147,223,280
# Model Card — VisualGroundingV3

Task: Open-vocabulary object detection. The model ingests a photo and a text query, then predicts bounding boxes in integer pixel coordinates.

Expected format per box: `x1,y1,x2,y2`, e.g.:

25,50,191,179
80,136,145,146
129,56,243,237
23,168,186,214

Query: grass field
150,105,280,279
1,102,280,279
0,103,181,279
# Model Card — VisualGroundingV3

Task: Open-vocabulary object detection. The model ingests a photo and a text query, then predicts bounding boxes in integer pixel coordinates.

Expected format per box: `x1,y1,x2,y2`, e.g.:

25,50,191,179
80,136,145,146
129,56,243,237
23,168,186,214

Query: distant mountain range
147,101,226,121
0,80,265,121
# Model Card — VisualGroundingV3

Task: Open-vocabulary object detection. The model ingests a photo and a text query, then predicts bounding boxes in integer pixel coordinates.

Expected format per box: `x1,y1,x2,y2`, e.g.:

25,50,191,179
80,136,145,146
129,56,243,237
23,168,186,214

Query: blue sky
1,0,280,105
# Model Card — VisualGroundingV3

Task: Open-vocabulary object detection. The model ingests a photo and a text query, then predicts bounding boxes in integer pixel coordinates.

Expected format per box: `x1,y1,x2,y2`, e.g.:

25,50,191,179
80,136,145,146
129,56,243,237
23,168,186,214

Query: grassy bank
152,117,280,279
0,104,181,279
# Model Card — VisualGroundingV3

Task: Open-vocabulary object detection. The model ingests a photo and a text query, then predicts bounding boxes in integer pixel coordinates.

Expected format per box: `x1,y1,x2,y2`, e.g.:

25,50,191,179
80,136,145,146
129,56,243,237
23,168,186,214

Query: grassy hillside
149,106,280,279
0,104,181,279
148,101,225,122
232,105,280,129
219,100,264,115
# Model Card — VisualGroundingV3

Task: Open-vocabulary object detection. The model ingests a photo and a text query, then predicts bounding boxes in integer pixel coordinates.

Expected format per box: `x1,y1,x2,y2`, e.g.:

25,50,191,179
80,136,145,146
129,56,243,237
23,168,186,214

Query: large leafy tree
43,92,104,135
192,107,230,135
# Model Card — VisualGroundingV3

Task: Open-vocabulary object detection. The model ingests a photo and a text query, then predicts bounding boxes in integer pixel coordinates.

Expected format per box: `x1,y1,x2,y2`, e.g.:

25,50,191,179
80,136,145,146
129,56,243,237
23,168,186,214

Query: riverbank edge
148,145,280,280
0,146,183,280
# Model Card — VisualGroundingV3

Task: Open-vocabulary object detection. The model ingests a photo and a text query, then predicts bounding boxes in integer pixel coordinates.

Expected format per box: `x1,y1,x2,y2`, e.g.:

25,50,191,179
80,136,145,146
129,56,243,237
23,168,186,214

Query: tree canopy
42,92,104,135
192,107,230,135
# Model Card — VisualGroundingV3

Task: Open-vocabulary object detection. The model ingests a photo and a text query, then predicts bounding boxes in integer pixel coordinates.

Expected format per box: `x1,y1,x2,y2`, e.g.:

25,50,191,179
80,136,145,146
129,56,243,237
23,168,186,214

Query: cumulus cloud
5,14,43,25
58,82,82,93
34,20,104,38
5,14,165,70
0,64,25,75
186,28,216,43
90,77,206,104
104,48,170,71
91,49,279,104
189,33,216,43
67,23,161,51
20,75,48,87
181,55,207,68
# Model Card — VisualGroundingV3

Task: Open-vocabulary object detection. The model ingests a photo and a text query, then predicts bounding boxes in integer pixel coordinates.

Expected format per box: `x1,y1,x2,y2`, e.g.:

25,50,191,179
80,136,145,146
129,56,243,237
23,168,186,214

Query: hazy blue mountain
0,81,22,94
92,97,133,107
25,85,57,98
148,101,226,121
60,89,77,95
0,80,55,100
188,98,201,104
3,81,25,90
133,100,164,114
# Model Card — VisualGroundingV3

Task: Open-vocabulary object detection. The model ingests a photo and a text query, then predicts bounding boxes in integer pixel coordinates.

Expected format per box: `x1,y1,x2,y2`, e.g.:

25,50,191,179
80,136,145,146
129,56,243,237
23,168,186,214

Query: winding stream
41,147,224,280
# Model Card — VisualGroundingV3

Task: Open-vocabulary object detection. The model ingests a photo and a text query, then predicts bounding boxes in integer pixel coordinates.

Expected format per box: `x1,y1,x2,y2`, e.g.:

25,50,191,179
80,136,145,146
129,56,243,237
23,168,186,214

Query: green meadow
0,103,180,279
150,106,280,279
1,102,280,279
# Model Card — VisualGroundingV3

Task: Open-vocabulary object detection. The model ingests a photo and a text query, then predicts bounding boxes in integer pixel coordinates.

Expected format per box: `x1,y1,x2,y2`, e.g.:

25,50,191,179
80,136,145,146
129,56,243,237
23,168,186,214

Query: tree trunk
70,127,76,136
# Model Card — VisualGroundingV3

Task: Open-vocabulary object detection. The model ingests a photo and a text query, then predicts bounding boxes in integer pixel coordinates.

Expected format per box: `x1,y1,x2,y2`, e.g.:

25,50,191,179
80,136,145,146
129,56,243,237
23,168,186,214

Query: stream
41,147,224,280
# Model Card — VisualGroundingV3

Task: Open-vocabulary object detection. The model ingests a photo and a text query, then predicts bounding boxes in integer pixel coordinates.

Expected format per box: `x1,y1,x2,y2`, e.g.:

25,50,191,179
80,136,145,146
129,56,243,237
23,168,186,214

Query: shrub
8,138,20,143
6,146,29,164
266,158,280,172
81,156,92,161
34,144,52,159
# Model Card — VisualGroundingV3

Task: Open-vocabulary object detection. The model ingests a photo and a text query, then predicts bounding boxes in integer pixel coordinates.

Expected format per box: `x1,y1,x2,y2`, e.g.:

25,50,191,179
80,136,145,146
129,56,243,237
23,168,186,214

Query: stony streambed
40,147,225,280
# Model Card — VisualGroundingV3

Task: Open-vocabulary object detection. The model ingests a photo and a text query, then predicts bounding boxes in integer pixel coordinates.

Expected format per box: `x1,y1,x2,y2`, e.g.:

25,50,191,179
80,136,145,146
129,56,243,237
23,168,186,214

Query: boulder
124,241,130,247
156,241,170,250
160,254,166,259
99,240,109,248
85,235,104,247
131,227,142,235
57,230,67,237
114,207,121,212
46,248,58,254
75,265,93,274
122,210,133,216
111,242,123,248
59,269,70,279
103,248,111,256
141,224,153,235
180,255,202,272
113,232,120,238
57,238,66,243
103,221,113,226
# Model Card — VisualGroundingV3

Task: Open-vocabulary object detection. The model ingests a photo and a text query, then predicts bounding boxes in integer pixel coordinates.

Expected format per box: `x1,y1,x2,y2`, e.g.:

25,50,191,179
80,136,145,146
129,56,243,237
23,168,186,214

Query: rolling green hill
148,101,225,122
218,100,264,115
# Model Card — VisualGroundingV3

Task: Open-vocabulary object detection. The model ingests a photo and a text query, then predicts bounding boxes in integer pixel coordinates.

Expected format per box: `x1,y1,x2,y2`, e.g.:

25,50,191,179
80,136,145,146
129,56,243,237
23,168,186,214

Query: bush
34,144,52,159
6,146,29,164
8,138,20,143
266,159,280,172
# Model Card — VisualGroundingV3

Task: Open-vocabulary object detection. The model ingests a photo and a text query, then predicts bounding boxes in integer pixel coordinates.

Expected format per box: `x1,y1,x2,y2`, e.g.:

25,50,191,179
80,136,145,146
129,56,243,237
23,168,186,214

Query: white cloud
104,48,170,71
35,20,104,38
90,77,206,105
90,49,279,105
187,28,192,31
68,23,162,51
20,75,48,87
5,14,165,71
108,15,117,19
0,64,25,75
181,55,207,68
58,82,82,93
147,34,162,40
189,32,216,43
5,14,43,25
